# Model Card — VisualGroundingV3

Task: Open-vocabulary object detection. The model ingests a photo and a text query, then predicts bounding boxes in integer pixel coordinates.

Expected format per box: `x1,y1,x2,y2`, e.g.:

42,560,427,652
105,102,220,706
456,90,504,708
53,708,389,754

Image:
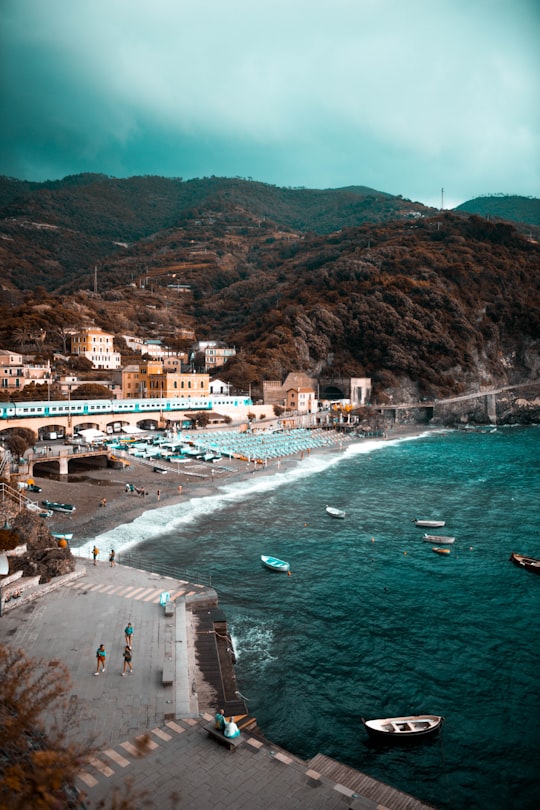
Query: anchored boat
261,555,290,573
413,518,446,528
423,534,455,544
326,505,346,519
509,552,540,574
362,714,443,741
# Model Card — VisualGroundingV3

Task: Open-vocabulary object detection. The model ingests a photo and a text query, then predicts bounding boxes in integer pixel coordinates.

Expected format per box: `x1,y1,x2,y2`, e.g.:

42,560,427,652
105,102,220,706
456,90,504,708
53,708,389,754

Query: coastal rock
8,511,75,583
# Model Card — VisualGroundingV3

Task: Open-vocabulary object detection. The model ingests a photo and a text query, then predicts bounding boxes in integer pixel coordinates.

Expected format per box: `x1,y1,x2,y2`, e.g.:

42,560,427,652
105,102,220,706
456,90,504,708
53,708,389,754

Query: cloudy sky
1,0,538,208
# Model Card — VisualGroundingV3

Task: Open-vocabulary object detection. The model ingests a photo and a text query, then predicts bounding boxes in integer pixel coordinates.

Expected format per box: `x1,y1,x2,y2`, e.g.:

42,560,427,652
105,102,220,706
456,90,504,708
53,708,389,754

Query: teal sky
1,0,538,208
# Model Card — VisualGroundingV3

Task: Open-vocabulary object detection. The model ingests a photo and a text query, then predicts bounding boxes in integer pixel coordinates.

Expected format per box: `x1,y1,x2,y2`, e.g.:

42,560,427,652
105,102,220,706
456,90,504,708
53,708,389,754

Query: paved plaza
0,559,434,809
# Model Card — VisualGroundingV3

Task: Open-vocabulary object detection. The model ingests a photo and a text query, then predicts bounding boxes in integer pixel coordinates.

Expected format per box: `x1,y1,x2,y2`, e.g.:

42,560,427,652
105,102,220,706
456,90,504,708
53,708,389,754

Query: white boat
413,519,446,528
26,502,53,518
261,555,290,573
51,532,74,541
362,714,443,740
326,505,346,519
423,534,455,544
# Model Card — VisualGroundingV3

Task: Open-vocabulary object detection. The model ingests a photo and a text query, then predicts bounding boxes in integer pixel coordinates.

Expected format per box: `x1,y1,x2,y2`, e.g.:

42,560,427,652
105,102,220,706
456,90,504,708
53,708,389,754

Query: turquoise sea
77,426,540,810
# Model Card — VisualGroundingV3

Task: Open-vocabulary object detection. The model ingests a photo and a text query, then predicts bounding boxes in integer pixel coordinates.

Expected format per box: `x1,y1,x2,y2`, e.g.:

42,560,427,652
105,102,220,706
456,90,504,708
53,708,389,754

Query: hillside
0,175,433,292
0,189,538,403
455,195,540,227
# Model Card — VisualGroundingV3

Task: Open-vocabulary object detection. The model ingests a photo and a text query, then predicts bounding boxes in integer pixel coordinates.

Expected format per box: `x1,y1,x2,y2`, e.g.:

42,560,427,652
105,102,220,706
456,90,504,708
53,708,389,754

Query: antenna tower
441,187,444,211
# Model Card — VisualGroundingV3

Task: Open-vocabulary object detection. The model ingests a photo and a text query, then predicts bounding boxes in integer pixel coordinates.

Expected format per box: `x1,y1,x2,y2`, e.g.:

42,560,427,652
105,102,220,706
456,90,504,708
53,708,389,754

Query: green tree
12,328,31,353
0,644,90,809
67,356,93,373
5,428,36,457
191,411,210,428
70,384,111,400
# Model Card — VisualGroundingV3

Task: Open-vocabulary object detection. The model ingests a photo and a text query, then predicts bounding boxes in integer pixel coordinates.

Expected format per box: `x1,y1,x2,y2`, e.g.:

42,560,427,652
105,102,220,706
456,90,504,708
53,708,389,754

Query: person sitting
214,708,226,731
224,717,240,738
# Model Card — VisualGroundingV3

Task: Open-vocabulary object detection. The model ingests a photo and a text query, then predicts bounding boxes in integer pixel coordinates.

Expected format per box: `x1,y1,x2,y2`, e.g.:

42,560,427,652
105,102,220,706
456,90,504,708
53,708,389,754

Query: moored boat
413,518,446,528
423,534,455,544
26,502,53,518
41,500,76,513
361,714,443,740
51,532,74,541
432,547,451,555
326,505,346,519
261,555,290,573
509,552,540,574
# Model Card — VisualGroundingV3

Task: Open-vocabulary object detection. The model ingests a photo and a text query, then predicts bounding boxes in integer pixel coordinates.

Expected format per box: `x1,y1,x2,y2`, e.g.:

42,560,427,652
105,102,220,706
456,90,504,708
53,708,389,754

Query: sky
0,0,538,209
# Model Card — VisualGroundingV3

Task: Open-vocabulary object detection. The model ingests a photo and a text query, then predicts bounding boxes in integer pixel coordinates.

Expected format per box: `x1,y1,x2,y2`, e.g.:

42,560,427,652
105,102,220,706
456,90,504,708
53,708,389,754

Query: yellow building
146,371,209,399
71,327,122,369
113,362,209,400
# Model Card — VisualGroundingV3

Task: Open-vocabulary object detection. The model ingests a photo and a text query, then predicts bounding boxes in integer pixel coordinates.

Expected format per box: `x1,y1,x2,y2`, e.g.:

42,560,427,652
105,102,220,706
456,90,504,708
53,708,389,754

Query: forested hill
455,195,540,227
1,174,538,296
0,174,427,238
0,196,538,402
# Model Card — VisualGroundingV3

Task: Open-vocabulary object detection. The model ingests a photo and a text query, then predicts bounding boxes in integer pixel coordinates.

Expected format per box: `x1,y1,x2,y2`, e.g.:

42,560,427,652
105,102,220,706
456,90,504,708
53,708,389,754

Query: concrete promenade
0,559,436,810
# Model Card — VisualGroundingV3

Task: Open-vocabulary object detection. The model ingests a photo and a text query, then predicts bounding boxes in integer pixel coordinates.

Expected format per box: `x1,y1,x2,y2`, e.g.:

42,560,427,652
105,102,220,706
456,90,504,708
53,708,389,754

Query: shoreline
35,424,431,550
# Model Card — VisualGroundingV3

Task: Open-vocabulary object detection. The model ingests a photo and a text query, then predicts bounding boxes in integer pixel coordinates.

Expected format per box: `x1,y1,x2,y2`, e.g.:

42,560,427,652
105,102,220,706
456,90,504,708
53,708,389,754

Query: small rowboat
432,547,451,555
51,532,74,541
509,552,540,574
326,505,346,519
414,519,446,528
261,555,290,573
423,534,455,544
41,500,76,513
362,714,443,741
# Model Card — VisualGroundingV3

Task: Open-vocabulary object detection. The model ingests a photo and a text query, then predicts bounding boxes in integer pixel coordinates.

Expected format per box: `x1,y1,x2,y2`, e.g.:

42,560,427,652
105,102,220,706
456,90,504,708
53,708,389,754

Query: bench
204,722,243,752
162,661,174,686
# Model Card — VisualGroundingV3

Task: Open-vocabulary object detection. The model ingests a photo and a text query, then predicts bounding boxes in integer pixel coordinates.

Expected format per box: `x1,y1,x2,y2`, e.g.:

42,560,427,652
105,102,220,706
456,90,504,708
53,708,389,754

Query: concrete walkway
0,560,435,810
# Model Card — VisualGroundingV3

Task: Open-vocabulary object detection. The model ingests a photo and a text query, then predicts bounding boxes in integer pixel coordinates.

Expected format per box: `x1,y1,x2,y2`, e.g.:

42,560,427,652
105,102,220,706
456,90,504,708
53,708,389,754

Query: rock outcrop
7,512,75,583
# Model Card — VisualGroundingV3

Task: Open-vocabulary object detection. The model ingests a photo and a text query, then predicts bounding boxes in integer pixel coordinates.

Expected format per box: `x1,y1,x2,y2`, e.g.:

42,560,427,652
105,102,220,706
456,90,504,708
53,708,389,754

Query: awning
77,428,106,441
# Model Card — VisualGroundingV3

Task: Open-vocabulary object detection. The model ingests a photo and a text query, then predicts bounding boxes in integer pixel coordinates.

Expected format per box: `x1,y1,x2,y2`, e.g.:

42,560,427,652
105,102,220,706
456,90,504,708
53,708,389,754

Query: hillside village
0,177,539,428
0,321,372,430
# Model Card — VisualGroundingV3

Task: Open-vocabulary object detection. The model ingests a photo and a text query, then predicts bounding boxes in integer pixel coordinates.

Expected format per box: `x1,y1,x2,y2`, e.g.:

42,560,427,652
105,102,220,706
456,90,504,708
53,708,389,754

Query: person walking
109,549,116,567
92,546,99,565
157,489,161,501
124,622,134,648
122,645,133,675
95,644,106,675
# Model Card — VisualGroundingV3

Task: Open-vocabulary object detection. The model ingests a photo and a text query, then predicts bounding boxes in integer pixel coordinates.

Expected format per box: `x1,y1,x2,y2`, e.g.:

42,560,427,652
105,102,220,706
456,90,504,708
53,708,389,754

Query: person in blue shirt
124,622,134,648
95,644,106,675
214,708,226,731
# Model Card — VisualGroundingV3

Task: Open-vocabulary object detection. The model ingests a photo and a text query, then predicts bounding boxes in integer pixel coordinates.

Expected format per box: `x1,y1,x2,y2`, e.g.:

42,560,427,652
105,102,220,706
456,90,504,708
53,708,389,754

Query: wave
74,430,430,559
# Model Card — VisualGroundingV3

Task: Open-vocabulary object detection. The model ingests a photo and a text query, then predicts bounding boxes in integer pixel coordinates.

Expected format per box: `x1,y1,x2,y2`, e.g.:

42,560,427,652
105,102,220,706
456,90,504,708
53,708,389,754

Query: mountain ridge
0,175,538,405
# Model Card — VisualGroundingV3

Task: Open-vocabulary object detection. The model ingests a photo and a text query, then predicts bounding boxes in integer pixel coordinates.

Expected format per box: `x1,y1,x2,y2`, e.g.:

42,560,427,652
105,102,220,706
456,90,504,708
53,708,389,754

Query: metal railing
0,451,11,478
116,551,213,587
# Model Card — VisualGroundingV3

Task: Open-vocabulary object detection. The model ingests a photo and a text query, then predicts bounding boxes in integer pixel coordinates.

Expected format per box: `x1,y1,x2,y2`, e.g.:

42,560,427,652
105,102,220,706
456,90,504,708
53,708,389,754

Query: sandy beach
34,424,429,546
